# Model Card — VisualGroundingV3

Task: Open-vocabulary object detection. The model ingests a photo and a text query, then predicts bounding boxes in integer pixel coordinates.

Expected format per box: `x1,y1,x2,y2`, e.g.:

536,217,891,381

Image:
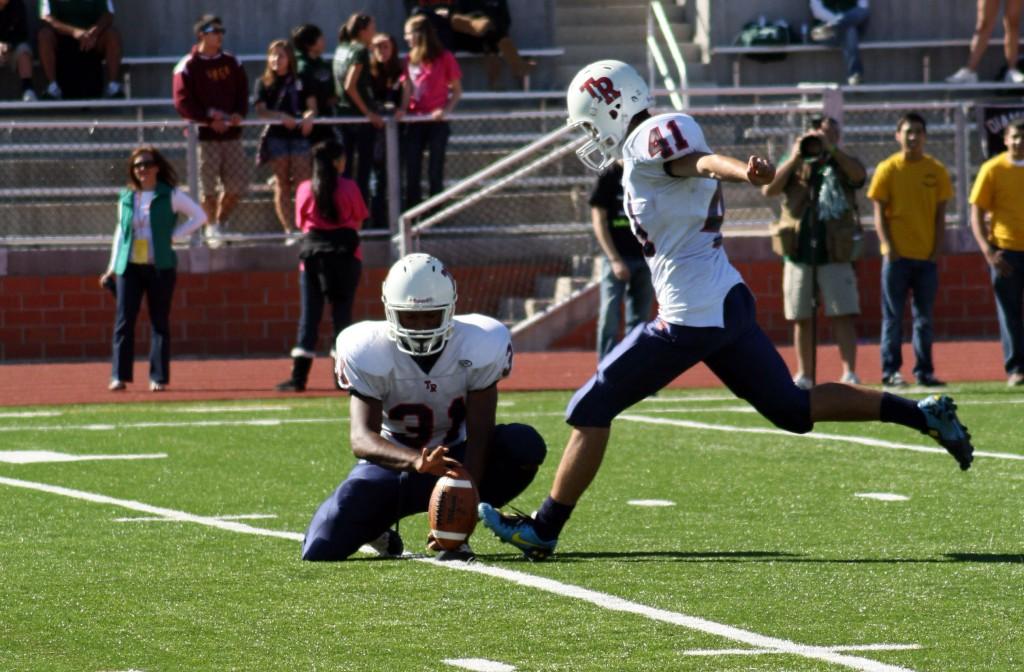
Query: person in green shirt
333,12,381,208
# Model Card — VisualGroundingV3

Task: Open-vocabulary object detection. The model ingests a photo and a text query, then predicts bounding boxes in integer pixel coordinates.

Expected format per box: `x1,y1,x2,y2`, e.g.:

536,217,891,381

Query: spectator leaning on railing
367,32,403,229
0,0,37,101
292,23,338,146
172,14,249,249
37,0,123,99
334,12,382,211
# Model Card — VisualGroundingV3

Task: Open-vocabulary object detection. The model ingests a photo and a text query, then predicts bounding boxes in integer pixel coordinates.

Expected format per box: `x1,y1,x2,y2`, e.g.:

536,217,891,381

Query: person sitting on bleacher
450,0,533,89
37,0,123,99
808,0,869,86
172,14,249,248
0,0,36,101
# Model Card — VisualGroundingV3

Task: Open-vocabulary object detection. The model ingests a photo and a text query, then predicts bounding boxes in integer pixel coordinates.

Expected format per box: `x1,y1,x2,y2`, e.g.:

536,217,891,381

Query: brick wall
0,252,1001,362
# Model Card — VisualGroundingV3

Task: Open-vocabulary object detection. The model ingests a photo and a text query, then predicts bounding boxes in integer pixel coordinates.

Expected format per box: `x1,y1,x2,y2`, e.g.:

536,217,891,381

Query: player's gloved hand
414,445,461,476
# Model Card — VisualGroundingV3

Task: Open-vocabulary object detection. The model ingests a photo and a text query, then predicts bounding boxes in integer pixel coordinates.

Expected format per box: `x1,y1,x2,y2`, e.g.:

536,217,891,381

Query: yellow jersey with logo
969,151,1024,252
867,153,953,259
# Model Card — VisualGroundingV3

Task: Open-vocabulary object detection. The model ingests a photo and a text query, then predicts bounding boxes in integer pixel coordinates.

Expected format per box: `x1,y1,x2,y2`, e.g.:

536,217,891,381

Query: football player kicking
480,60,974,561
301,253,546,561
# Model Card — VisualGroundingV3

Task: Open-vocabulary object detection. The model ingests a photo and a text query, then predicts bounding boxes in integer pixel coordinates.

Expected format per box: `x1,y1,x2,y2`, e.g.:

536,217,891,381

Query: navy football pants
567,283,812,433
301,423,546,561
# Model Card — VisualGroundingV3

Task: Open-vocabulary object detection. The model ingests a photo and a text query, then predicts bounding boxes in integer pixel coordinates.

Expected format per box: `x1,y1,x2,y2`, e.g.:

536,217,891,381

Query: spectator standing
334,12,381,210
589,161,654,360
99,147,206,392
292,23,338,146
254,39,315,235
368,32,403,229
947,0,1024,83
276,139,366,392
37,0,123,99
762,116,866,388
172,15,249,248
808,0,869,86
0,0,36,101
969,118,1024,386
399,14,462,208
867,112,953,387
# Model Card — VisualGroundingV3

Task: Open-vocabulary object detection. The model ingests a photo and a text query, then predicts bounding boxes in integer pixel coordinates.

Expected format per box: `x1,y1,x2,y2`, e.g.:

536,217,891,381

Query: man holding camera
763,115,866,388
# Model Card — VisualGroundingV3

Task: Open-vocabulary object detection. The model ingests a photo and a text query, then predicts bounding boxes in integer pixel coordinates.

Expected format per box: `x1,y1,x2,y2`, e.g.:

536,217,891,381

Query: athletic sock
533,496,574,541
879,392,927,433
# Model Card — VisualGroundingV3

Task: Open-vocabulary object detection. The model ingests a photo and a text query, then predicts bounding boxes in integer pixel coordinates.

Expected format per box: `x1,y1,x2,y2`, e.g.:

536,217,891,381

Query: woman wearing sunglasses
99,147,207,392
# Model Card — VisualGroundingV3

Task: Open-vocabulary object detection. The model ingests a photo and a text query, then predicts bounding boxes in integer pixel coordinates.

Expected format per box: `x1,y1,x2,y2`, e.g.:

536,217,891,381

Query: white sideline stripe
639,406,757,414
0,411,62,418
0,476,303,543
628,499,676,507
0,475,917,672
0,451,166,464
442,659,516,672
638,395,735,402
115,513,278,522
855,493,910,502
619,414,1024,463
177,405,293,413
0,417,342,433
683,644,922,656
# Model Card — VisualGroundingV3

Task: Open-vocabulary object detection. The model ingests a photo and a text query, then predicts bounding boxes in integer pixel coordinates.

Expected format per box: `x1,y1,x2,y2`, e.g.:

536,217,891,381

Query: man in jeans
868,112,952,387
589,160,654,360
172,15,249,247
809,0,869,86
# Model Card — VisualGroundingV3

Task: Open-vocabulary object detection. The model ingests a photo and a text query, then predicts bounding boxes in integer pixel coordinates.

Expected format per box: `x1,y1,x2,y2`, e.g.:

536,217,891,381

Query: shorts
0,43,31,71
265,136,310,161
198,139,249,201
783,260,860,321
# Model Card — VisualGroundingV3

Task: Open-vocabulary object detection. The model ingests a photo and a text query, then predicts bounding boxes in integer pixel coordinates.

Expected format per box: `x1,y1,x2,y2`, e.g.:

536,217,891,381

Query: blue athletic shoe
918,395,973,471
478,503,557,560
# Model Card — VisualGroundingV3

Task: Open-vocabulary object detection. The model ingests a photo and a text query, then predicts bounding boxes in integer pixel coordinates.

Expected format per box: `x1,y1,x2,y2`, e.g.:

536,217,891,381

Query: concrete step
556,6,650,28
558,24,649,46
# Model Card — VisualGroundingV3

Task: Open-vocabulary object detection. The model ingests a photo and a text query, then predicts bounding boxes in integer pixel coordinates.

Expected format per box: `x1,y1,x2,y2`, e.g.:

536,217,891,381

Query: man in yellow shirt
867,112,953,387
969,118,1024,387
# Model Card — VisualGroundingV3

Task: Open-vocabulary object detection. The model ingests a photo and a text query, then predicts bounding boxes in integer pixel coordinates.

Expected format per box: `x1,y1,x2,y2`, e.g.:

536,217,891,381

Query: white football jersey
334,314,513,450
621,112,744,327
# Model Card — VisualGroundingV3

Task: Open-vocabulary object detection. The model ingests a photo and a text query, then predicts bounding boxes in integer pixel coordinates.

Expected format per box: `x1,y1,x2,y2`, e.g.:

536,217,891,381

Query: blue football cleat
918,395,973,471
478,503,557,560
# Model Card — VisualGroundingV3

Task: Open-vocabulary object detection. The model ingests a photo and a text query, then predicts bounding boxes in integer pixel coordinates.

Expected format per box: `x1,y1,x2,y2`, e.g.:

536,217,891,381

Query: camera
798,134,825,161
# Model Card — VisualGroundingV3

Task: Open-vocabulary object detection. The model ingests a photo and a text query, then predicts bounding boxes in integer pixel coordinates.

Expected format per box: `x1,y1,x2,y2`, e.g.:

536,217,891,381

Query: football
427,466,480,551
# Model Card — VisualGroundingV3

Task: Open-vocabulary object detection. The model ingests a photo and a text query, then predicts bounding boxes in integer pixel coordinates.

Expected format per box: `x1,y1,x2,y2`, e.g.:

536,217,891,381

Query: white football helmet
566,60,654,171
382,253,457,356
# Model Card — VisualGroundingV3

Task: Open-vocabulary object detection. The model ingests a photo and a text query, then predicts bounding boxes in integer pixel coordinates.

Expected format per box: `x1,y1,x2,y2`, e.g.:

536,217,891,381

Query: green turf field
1,385,1022,671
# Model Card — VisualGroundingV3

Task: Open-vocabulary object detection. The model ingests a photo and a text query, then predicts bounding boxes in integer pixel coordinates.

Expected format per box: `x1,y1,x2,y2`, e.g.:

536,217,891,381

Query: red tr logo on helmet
580,77,621,105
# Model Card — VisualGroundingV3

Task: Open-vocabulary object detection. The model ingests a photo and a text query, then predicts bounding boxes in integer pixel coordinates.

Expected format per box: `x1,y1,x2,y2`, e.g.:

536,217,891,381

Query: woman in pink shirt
398,14,462,208
277,138,367,392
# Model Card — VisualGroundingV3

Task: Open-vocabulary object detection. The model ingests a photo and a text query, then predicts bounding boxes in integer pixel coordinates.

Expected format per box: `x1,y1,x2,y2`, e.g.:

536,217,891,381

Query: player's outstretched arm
668,152,775,186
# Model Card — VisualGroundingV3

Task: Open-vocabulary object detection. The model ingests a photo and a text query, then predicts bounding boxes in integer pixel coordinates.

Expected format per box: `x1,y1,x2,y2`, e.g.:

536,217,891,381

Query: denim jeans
112,264,176,384
880,257,938,379
404,120,450,208
296,257,362,354
828,6,869,78
991,249,1024,375
597,256,654,359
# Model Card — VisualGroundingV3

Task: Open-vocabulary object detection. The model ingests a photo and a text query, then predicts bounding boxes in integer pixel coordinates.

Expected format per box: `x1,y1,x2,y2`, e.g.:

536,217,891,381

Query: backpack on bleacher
733,19,794,62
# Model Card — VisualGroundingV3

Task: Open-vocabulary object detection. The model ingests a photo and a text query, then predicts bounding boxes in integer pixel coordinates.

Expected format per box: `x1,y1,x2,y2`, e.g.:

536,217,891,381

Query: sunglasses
201,26,226,35
132,159,156,170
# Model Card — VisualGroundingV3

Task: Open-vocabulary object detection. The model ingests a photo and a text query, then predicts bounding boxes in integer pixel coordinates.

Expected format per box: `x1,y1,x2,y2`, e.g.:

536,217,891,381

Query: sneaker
946,67,978,84
847,73,862,86
149,381,166,392
881,371,906,387
21,89,37,102
104,81,125,99
915,373,946,387
1005,68,1024,84
793,374,813,390
274,378,305,392
478,502,557,561
839,371,861,385
435,542,476,563
918,395,973,470
810,24,835,41
108,379,126,391
1008,372,1024,387
43,81,62,100
204,223,224,249
366,529,404,558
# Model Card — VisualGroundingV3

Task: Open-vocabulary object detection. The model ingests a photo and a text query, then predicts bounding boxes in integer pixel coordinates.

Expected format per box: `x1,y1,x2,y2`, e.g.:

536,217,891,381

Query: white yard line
177,405,294,413
0,417,343,433
0,411,62,418
0,475,918,672
619,415,1024,463
683,644,922,656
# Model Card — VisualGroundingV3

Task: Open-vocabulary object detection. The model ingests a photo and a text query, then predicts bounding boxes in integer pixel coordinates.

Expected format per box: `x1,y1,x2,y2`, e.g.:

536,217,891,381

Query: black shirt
589,164,644,259
254,75,308,140
0,0,28,45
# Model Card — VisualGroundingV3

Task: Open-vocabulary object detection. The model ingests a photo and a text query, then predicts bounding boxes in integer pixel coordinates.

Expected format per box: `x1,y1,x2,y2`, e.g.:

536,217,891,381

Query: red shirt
294,177,367,261
402,50,461,114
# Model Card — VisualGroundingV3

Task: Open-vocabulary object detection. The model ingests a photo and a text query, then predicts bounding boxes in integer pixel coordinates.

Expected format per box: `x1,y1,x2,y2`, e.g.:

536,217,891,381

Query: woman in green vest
99,147,207,392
